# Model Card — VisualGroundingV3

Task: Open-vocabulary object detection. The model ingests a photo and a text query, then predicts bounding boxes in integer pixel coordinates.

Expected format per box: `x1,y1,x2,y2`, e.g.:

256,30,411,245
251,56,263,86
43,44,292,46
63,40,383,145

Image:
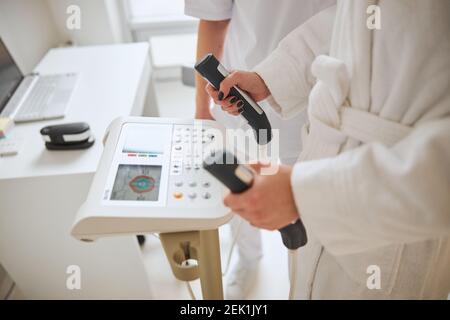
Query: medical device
195,53,272,145
71,117,232,240
203,150,308,250
71,117,235,299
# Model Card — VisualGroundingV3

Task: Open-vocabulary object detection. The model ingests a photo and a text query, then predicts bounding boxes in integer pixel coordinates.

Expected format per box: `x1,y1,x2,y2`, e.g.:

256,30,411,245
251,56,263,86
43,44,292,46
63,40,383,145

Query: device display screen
0,38,23,113
110,164,162,201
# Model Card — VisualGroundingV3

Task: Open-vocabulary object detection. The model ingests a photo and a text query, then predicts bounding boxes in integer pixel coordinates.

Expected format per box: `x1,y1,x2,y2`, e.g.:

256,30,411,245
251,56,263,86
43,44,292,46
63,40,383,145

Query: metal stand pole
159,229,223,300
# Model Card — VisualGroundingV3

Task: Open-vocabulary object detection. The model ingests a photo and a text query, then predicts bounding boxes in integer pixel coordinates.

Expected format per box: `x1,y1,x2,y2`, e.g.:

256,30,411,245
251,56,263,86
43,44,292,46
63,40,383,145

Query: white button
175,181,183,187
188,193,197,199
203,182,210,188
203,192,211,199
189,181,197,187
174,145,182,151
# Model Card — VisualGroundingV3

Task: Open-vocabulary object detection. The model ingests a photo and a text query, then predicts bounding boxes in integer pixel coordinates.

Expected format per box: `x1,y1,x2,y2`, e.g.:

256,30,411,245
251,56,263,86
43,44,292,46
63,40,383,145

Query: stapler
40,122,95,150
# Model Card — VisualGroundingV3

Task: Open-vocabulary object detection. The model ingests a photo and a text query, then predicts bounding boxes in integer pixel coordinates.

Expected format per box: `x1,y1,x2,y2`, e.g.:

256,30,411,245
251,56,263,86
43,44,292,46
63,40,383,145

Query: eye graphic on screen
129,175,155,193
111,165,162,201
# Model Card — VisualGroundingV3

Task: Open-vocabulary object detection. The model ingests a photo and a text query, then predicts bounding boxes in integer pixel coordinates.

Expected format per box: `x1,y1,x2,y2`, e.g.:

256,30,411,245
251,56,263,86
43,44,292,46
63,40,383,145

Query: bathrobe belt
299,55,413,162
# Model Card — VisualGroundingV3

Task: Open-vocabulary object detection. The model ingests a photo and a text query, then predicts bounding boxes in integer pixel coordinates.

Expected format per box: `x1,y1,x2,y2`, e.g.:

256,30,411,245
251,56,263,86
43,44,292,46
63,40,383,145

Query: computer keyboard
0,76,35,118
14,74,78,123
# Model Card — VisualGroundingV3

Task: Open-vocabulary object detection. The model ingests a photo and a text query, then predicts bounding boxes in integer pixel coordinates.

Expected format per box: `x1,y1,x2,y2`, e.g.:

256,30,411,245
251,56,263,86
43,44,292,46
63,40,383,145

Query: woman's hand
223,164,300,231
205,71,271,116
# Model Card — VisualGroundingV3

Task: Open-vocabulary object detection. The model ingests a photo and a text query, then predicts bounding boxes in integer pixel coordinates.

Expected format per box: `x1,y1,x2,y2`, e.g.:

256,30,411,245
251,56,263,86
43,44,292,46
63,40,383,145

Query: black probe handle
279,219,308,250
195,53,272,145
203,151,307,250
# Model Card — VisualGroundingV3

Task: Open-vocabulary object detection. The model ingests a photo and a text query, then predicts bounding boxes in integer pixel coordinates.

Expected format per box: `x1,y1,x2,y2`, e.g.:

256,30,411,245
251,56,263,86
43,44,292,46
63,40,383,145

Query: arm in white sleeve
292,117,450,255
185,0,233,21
253,5,336,119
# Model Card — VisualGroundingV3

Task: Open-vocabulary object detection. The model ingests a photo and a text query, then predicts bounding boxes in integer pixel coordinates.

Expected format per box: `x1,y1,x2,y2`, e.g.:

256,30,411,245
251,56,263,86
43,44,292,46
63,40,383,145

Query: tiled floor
139,80,290,300
153,79,197,119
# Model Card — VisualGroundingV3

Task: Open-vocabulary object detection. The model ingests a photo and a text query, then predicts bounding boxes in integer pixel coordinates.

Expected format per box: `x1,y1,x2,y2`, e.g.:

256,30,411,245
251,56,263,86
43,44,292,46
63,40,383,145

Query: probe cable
288,249,299,300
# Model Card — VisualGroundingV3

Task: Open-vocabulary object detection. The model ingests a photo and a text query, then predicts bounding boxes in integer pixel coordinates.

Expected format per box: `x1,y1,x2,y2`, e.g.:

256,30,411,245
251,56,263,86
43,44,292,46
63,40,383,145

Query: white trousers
230,215,262,262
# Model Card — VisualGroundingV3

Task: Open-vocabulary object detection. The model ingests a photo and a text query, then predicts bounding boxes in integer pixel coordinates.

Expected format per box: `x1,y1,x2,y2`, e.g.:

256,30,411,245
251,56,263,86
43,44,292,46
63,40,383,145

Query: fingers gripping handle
203,151,307,250
194,53,272,145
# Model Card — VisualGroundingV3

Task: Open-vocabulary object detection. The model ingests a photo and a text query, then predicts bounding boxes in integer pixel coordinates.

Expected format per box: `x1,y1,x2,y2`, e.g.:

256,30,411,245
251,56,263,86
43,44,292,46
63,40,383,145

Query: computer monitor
0,38,23,114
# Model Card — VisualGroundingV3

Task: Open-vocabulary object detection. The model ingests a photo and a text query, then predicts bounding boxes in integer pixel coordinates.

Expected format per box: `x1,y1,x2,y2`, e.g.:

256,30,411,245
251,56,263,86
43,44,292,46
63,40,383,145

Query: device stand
159,229,223,300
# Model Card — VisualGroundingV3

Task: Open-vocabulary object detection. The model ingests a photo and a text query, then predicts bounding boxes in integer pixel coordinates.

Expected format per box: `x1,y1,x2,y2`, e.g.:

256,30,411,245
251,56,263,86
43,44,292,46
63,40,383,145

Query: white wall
0,0,131,73
0,0,64,74
105,0,133,43
47,0,131,46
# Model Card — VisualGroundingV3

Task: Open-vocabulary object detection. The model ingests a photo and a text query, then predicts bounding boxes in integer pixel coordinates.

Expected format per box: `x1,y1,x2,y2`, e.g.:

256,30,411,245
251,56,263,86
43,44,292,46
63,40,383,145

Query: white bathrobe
254,0,450,299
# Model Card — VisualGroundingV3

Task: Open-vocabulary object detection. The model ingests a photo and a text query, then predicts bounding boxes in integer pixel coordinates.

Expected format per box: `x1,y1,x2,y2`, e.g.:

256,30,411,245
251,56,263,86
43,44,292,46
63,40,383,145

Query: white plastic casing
71,117,232,241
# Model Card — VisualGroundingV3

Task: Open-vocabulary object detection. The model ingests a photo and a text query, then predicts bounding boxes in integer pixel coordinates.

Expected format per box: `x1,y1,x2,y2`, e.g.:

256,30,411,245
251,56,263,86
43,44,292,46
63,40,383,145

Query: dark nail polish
218,91,224,101
230,97,237,104
237,101,244,108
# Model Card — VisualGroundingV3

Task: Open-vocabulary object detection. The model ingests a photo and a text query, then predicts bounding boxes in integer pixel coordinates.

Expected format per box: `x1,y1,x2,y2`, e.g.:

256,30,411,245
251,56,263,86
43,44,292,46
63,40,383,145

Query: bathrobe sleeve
292,117,450,255
253,5,336,119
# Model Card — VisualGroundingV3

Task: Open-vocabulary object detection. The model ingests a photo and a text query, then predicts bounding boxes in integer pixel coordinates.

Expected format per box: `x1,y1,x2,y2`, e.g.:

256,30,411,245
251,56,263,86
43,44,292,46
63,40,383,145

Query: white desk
0,43,155,299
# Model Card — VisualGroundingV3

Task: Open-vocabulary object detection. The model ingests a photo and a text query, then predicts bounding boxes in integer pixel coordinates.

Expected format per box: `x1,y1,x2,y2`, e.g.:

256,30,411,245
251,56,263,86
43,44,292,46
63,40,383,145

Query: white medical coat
185,0,335,164
254,0,450,299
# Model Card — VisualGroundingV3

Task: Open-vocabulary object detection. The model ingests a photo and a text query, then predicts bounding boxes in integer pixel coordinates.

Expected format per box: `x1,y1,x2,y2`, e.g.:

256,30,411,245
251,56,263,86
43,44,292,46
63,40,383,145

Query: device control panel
102,121,223,209
71,117,231,240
